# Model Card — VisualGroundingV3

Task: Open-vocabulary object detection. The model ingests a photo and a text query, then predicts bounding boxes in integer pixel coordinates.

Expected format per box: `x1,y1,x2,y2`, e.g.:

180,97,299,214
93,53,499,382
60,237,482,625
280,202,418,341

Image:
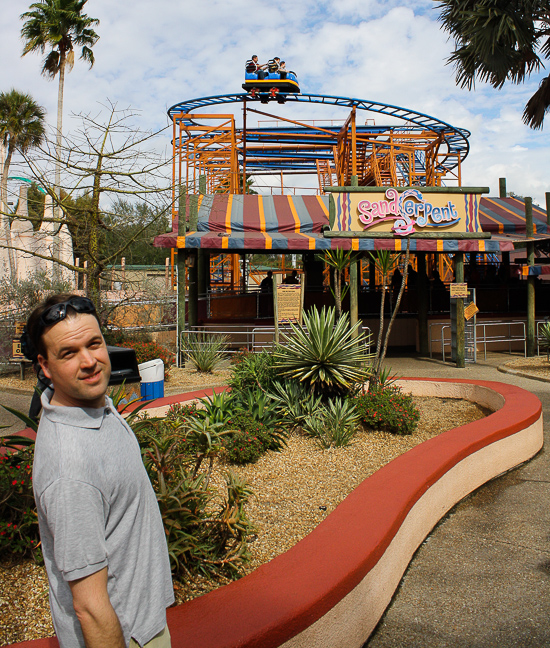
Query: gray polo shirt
33,389,174,648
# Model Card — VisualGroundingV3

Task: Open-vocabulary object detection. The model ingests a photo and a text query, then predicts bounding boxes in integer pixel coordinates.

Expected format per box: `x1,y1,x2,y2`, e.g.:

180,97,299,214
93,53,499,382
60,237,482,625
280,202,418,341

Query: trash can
107,346,141,404
138,358,165,400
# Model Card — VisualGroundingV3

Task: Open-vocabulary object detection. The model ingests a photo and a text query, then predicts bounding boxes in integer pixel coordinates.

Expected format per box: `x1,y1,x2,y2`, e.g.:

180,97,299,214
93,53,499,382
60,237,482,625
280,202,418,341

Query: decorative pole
454,252,465,368
526,197,535,357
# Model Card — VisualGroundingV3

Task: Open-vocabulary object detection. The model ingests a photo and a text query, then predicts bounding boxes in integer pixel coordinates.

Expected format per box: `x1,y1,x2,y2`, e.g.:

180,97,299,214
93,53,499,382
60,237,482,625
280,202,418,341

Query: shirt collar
40,387,115,429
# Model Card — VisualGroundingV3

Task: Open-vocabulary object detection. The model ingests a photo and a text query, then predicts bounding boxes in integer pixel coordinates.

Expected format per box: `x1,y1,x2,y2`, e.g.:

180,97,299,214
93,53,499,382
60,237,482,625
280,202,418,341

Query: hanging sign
450,283,468,298
277,284,302,325
333,189,482,236
464,302,479,321
12,321,26,359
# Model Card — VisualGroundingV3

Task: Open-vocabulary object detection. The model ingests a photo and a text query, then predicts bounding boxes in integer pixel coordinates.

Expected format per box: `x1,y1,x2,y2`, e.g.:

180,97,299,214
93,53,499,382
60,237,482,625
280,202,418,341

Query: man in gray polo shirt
25,294,174,648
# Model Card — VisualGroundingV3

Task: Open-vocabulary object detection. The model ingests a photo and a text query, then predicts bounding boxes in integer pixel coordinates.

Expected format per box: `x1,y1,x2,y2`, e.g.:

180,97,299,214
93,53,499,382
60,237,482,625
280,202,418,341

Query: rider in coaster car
267,57,281,74
245,55,267,79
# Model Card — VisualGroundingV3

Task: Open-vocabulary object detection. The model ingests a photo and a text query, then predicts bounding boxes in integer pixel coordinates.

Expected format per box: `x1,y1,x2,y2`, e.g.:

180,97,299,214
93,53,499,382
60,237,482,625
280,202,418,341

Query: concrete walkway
365,353,550,648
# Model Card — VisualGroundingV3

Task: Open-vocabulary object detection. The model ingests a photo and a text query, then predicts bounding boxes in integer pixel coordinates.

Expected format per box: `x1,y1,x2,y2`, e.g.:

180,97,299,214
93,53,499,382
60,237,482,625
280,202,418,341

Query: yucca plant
303,397,360,448
539,322,550,360
274,306,372,399
184,332,228,373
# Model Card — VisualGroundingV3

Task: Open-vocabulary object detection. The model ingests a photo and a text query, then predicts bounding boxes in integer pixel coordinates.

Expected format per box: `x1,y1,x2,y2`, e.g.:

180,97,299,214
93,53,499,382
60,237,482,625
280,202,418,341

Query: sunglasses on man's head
40,297,97,329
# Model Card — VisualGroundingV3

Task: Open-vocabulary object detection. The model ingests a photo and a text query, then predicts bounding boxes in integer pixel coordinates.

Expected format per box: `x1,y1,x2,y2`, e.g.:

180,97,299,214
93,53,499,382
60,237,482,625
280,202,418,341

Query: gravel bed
0,395,488,645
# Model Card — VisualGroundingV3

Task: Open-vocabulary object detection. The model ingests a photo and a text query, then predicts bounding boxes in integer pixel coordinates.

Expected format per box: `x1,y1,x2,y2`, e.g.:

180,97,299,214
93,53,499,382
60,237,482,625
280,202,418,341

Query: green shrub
354,385,420,435
302,397,359,448
139,420,254,579
184,332,227,373
0,448,41,561
165,401,200,423
117,339,174,374
229,350,277,393
223,412,272,464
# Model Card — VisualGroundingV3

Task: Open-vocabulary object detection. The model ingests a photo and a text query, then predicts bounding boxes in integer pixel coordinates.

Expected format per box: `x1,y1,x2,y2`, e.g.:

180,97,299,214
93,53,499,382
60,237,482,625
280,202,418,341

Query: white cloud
1,1,549,205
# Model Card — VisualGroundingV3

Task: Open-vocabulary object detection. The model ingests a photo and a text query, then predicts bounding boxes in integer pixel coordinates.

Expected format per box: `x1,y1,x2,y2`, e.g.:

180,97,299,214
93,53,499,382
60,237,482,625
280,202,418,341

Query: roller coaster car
242,71,300,100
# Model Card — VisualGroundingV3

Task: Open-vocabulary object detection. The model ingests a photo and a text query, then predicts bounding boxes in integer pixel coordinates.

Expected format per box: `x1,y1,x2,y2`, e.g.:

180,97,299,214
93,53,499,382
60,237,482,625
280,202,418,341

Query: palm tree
436,0,550,129
21,0,99,273
0,90,46,279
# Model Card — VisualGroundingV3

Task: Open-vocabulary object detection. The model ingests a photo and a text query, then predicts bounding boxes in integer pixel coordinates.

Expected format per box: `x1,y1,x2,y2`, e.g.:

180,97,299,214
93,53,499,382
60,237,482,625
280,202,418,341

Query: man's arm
68,567,126,648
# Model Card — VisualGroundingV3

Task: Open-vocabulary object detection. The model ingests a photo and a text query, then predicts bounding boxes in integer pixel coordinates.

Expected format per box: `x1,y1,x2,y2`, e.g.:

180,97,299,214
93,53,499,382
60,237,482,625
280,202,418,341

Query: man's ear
37,354,52,381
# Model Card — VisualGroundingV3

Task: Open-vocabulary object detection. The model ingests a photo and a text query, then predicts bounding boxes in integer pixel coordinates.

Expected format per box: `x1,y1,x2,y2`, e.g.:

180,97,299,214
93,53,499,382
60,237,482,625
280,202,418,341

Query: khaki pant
129,625,171,648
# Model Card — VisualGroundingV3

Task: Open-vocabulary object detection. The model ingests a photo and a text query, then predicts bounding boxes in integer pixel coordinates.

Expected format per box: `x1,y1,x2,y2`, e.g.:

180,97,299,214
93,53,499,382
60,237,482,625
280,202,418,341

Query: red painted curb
5,379,542,648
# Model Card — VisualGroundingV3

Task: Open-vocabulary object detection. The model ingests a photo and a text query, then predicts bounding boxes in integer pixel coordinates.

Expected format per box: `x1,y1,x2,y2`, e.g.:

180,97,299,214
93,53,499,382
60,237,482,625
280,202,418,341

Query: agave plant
539,321,550,360
274,306,372,399
302,397,360,448
184,332,228,373
267,380,323,432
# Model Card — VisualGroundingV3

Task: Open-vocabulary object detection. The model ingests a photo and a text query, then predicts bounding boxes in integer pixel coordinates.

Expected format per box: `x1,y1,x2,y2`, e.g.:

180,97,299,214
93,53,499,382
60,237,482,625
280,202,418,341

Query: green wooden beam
349,259,358,338
417,252,428,356
324,231,491,239
454,252,465,368
323,186,490,194
526,197,535,357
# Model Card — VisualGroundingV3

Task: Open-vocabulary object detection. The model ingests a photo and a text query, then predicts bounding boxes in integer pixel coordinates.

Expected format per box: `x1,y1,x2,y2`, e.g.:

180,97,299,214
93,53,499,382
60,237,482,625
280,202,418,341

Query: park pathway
365,353,550,648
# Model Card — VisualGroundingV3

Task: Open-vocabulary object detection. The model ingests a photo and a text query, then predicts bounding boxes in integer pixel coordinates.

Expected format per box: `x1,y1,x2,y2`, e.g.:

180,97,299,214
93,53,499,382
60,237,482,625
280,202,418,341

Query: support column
546,192,550,226
177,186,187,365
417,253,429,355
350,258,358,338
455,252,465,368
197,176,207,298
526,197,535,357
499,177,507,198
369,259,376,290
188,251,198,328
187,191,199,328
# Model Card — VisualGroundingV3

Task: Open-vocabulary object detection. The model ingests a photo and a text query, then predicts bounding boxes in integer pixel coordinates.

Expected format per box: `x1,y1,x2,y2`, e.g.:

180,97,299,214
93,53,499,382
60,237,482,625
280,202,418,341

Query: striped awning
479,197,549,235
154,194,519,252
522,265,550,277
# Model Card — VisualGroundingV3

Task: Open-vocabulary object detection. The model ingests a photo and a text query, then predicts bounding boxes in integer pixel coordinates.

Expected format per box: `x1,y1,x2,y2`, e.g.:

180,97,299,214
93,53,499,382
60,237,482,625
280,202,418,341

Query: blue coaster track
167,92,470,176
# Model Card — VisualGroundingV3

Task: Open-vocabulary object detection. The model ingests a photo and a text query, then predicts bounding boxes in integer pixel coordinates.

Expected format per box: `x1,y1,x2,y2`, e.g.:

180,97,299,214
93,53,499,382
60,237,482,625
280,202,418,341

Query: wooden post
242,101,247,195
177,185,187,365
499,177,507,198
350,257,358,338
455,252,465,368
369,258,376,290
197,176,207,298
526,197,535,357
75,257,80,290
188,251,198,328
417,253,429,355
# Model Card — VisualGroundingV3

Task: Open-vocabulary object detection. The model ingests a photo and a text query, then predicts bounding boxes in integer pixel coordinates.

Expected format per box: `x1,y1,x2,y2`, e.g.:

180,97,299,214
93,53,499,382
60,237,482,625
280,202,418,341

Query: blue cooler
138,358,165,400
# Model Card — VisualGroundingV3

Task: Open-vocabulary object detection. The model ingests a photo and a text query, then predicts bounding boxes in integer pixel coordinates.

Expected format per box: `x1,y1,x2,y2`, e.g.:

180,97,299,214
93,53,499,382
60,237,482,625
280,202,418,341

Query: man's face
38,313,111,409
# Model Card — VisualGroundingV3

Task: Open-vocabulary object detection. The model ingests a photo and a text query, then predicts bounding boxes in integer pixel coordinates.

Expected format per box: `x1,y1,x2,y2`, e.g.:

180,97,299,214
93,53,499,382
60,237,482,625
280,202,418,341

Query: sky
1,0,549,206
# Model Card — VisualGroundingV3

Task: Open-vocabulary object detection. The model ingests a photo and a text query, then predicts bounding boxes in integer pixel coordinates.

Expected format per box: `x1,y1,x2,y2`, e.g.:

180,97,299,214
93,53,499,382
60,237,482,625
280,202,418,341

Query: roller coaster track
167,92,470,175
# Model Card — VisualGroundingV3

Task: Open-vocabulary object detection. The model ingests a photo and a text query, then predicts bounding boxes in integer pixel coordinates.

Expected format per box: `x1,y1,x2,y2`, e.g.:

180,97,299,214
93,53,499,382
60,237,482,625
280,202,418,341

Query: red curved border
7,379,542,648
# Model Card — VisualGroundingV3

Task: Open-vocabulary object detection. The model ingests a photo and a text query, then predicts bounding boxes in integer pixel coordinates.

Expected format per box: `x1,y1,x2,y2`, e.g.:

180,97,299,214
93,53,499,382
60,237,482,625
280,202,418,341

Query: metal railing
429,320,527,362
181,323,373,356
476,321,526,359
